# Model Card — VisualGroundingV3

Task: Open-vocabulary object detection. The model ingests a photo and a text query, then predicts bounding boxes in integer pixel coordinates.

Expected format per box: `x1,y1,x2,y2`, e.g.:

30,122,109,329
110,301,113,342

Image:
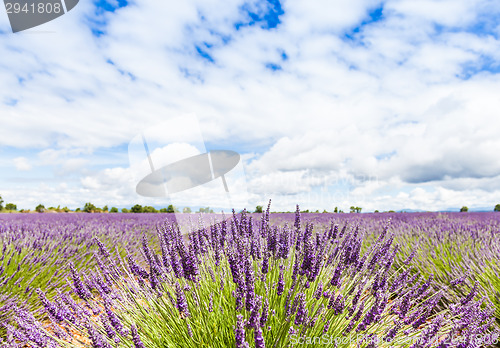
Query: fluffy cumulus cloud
13,157,31,171
0,0,500,211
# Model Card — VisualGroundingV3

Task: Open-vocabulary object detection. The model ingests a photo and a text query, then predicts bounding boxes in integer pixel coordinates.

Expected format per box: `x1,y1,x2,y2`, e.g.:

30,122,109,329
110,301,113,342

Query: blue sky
1,0,500,212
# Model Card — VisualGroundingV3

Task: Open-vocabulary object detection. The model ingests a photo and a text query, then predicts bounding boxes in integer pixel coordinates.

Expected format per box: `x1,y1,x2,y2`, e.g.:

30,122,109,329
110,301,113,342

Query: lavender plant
5,205,497,347
385,212,500,329
0,213,170,334
273,211,500,332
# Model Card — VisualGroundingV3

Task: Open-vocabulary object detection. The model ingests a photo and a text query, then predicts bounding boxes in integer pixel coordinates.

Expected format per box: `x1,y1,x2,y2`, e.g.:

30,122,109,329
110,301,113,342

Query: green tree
333,207,338,213
159,208,168,213
83,202,97,213
495,204,500,212
166,205,175,213
143,206,157,213
0,195,3,210
130,204,143,213
5,203,17,211
102,205,108,212
35,204,45,213
197,207,210,213
350,206,362,213
183,207,192,213
121,208,129,213
110,207,119,213
460,206,468,212
254,205,263,213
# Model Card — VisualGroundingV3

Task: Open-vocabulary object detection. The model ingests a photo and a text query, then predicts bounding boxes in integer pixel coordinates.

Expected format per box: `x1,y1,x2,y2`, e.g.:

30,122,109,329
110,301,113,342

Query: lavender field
1,207,499,347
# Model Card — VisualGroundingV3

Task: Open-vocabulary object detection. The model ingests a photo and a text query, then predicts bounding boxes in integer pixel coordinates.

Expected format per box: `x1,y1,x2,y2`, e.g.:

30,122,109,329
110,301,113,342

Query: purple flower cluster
3,205,499,348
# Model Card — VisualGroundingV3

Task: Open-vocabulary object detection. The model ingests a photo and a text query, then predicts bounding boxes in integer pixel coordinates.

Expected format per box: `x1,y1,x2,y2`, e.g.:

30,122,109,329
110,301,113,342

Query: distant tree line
350,206,362,213
0,195,203,214
2,193,500,213
82,203,214,214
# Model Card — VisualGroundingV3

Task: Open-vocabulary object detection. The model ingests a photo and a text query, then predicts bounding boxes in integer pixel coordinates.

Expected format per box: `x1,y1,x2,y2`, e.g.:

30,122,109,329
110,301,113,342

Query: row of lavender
275,211,500,318
1,205,498,347
0,213,174,328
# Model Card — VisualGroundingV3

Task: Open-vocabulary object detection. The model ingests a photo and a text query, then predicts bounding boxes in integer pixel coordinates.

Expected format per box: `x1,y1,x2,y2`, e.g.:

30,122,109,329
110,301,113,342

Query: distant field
1,211,499,347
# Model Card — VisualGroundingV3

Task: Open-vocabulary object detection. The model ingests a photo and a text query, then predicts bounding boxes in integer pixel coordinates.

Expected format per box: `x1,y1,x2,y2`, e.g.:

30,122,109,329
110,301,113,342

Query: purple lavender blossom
127,255,148,279
292,255,301,281
102,317,117,342
461,281,478,306
254,326,265,348
314,282,323,300
277,269,285,296
248,296,262,329
87,323,112,348
36,289,71,323
235,314,249,348
261,253,269,275
208,293,214,312
180,249,199,282
278,226,291,259
384,320,402,342
390,267,412,293
419,313,444,345
323,320,330,333
94,238,110,258
175,283,190,317
245,257,256,312
260,296,269,327
294,293,308,326
335,294,345,315
415,274,433,298
300,223,315,276
10,307,58,348
398,295,412,320
403,248,417,265
104,300,125,335
344,302,364,334
69,262,92,301
169,248,184,279
330,264,342,288
131,325,146,348
450,273,468,286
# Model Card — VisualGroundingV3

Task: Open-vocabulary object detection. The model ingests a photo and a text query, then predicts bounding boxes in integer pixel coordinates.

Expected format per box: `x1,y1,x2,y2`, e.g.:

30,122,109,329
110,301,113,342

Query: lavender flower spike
235,314,249,348
175,283,190,318
131,325,146,348
254,326,266,348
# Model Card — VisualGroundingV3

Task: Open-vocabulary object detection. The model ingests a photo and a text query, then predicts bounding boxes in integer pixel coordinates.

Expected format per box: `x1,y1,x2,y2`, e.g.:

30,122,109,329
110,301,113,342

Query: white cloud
1,0,500,211
13,157,31,171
